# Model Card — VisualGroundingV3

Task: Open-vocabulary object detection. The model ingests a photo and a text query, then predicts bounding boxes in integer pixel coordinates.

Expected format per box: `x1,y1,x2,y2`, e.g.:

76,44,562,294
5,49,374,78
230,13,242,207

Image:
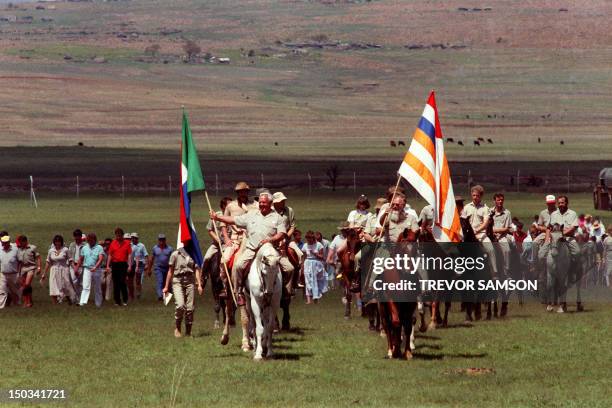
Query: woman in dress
302,231,326,304
42,235,76,304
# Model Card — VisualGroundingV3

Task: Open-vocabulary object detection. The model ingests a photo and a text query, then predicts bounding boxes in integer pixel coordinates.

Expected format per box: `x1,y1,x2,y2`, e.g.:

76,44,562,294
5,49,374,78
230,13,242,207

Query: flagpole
203,190,238,307
362,173,402,290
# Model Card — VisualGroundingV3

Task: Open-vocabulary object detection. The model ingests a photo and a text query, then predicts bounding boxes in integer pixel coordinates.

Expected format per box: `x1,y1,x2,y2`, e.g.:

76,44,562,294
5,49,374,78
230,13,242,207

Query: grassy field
0,0,611,403
1,193,611,406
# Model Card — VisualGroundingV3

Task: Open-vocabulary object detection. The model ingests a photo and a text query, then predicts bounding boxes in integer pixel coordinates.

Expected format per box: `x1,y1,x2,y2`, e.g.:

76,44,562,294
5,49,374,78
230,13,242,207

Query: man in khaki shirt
221,182,258,263
376,194,419,243
211,192,286,306
461,185,498,277
549,195,580,259
272,191,302,298
491,193,512,315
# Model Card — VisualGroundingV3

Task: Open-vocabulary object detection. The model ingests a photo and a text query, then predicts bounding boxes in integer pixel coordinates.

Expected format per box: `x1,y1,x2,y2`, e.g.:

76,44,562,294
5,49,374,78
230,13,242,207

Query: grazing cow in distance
538,137,541,143
560,140,565,145
390,140,397,147
398,141,405,146
446,137,455,143
274,142,278,146
457,140,464,146
474,140,481,146
487,138,493,144
477,137,485,142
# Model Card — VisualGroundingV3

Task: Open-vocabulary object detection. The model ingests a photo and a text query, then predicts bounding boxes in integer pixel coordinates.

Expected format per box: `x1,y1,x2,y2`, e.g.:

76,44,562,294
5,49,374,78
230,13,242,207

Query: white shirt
328,235,346,263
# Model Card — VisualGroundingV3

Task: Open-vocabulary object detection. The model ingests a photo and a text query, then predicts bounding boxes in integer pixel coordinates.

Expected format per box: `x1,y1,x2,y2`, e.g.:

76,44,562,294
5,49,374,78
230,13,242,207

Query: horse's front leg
251,299,265,361
264,304,275,359
220,299,232,345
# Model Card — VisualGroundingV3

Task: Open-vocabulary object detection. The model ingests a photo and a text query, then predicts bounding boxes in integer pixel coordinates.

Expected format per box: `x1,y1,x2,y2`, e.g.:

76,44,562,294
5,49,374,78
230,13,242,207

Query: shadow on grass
415,334,441,340
415,344,442,350
195,330,211,338
270,352,314,361
443,323,474,329
414,352,487,360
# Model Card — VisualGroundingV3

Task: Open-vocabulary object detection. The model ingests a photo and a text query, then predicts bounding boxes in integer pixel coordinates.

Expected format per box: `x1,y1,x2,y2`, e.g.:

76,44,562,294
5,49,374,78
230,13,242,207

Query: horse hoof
214,320,220,329
380,330,386,338
442,319,448,328
403,351,413,360
428,321,437,330
254,355,263,361
220,334,229,345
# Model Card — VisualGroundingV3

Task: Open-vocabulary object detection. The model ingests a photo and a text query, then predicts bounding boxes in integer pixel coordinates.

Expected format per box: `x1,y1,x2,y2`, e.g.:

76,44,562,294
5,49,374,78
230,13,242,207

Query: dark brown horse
279,244,301,330
417,228,452,330
377,229,418,359
337,230,362,319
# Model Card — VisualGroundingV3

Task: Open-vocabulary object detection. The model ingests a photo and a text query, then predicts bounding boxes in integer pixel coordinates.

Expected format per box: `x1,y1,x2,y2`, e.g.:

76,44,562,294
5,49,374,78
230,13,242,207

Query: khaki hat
235,181,250,191
0,235,10,243
123,233,131,239
375,197,387,210
272,192,287,203
337,221,351,230
545,194,556,204
131,232,139,238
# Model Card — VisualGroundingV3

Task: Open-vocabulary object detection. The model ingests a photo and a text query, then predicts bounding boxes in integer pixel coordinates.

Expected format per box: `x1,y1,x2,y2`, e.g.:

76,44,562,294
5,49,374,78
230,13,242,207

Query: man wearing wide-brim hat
221,182,258,270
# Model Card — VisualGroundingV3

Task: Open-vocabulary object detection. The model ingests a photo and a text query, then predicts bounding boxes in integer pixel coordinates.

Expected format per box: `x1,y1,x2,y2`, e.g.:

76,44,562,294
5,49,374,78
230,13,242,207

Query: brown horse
377,230,418,359
337,230,362,319
417,228,451,330
279,244,301,330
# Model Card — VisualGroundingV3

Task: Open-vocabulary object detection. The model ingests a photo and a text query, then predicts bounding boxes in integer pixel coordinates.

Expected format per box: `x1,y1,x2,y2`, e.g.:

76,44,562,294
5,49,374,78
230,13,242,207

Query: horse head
257,243,281,304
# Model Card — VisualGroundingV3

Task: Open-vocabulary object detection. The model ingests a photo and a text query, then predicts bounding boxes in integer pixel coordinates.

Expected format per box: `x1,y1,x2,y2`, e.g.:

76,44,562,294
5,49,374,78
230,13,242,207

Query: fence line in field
14,170,596,199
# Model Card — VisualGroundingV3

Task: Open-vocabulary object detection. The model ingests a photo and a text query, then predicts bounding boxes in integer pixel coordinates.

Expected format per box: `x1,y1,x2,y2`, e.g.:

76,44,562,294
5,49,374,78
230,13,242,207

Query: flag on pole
178,109,205,266
398,91,462,242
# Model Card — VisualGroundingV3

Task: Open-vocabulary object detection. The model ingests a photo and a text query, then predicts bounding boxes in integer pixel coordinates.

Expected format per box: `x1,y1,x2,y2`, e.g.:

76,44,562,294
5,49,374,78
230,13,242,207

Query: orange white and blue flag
398,91,462,242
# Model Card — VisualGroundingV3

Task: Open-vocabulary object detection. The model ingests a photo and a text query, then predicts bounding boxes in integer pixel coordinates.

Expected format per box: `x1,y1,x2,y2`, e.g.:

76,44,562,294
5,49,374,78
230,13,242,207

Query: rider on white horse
209,192,287,302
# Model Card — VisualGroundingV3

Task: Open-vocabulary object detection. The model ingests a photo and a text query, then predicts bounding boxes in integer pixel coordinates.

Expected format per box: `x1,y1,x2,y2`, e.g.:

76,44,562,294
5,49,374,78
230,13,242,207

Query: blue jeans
154,268,169,299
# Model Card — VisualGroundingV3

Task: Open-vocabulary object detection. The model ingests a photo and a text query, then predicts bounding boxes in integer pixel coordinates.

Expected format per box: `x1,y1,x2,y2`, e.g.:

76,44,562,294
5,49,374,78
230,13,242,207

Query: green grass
6,44,141,62
1,193,611,406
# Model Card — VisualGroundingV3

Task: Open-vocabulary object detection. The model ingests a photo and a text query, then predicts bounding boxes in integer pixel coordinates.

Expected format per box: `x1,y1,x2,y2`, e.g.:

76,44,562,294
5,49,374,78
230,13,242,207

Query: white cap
272,192,287,203
123,233,132,239
131,232,139,238
545,195,556,204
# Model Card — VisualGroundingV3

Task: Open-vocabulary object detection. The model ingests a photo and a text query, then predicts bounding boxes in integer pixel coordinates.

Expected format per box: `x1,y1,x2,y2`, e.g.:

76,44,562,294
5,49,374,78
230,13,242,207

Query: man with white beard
376,194,419,243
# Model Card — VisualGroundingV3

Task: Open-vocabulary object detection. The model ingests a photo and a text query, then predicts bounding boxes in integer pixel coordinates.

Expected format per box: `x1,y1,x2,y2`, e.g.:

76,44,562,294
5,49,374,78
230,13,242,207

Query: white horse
246,243,282,360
